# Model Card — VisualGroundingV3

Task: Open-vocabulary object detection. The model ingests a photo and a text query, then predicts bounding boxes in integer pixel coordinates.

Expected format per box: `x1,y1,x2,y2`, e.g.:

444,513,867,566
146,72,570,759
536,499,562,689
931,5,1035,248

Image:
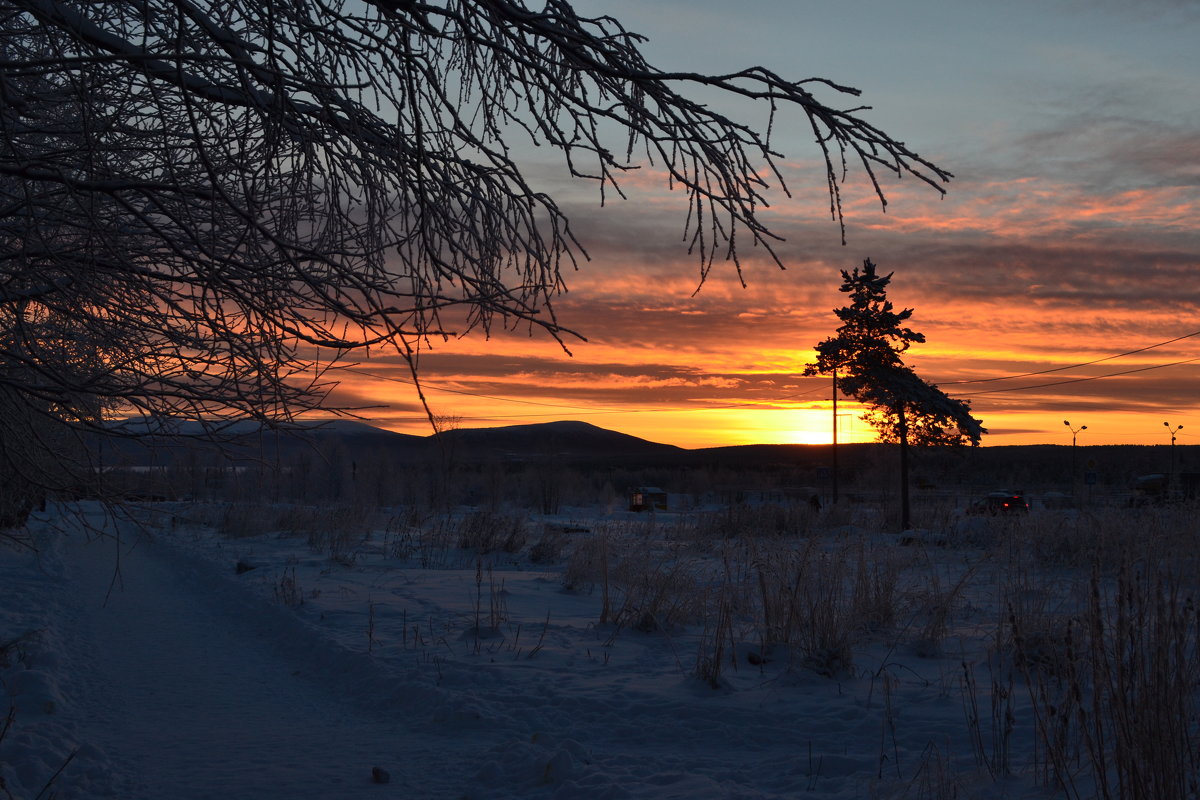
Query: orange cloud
325,147,1200,449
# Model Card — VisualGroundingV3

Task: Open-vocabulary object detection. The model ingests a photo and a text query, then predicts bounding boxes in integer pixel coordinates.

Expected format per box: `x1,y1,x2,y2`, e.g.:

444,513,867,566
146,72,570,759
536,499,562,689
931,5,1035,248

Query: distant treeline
93,427,1196,514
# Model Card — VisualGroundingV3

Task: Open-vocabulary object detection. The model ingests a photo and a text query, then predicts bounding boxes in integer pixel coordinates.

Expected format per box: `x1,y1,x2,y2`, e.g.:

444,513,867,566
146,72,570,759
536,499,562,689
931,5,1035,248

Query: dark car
969,491,1029,515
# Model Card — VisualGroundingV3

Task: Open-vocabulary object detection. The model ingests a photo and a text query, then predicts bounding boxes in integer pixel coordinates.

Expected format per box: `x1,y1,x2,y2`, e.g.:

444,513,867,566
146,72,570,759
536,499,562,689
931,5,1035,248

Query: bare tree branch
0,0,951,521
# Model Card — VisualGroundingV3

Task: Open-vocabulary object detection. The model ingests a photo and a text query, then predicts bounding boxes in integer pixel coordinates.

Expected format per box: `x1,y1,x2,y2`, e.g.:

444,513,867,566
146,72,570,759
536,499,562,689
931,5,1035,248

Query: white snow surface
1,503,1072,799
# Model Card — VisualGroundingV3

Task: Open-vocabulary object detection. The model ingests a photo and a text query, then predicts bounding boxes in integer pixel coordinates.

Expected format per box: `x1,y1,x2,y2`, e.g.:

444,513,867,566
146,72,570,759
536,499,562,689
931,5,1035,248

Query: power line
939,328,1200,386
961,356,1200,397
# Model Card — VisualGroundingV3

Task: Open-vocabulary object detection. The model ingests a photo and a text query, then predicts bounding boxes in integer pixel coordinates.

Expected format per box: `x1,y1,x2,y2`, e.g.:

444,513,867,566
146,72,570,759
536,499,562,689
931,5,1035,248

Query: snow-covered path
62,527,427,799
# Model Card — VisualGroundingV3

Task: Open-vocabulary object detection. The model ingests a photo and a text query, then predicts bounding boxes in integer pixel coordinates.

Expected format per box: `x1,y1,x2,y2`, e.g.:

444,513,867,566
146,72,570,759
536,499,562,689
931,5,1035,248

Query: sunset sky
335,0,1200,449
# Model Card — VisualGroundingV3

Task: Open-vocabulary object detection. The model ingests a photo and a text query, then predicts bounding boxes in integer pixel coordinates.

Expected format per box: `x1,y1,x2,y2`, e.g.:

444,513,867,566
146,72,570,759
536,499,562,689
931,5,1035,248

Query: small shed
629,486,668,512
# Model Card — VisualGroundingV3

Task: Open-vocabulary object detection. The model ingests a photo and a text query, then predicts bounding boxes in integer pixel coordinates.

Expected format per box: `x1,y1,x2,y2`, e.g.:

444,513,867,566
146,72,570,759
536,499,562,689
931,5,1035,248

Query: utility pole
831,371,839,505
898,405,910,530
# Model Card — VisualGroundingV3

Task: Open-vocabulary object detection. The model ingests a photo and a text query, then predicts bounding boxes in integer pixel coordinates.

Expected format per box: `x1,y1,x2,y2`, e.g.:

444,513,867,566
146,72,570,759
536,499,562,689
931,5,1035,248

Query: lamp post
1164,421,1183,476
1064,420,1087,479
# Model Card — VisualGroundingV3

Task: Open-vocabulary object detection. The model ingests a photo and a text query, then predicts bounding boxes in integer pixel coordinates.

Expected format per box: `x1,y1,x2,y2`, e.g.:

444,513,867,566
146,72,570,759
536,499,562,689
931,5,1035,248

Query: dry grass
213,501,378,565
752,536,859,674
560,531,609,593
528,527,570,564
455,511,527,554
273,566,304,607
960,657,1015,780
383,509,457,567
566,514,912,682
679,503,821,541
907,561,979,659
1014,553,1200,800
694,582,736,688
381,509,531,569
904,741,967,800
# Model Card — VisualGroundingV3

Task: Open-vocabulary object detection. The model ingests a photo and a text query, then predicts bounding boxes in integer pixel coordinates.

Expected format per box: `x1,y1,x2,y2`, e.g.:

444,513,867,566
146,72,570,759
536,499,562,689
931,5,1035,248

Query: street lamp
1164,421,1183,476
1064,420,1087,478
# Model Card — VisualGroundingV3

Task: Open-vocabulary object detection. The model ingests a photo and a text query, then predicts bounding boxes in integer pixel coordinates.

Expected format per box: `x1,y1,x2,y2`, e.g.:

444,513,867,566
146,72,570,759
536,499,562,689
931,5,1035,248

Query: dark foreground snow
3,503,1080,798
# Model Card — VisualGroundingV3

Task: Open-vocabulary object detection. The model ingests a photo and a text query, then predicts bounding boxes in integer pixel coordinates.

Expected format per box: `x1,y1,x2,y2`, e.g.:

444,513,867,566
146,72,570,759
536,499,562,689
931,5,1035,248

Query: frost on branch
0,0,951,494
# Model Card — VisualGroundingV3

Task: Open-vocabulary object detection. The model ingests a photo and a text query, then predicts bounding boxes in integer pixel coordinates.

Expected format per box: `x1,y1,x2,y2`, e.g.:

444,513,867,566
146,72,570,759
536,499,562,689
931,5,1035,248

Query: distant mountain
432,420,682,461
95,417,427,467
105,416,420,441
93,418,681,467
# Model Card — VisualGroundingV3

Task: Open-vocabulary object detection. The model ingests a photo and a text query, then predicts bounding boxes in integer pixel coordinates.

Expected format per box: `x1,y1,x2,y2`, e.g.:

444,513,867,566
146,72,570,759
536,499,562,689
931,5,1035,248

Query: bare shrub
960,658,1015,780
405,514,459,569
273,567,303,607
382,508,531,569
262,504,378,562
469,559,510,647
795,574,856,677
565,526,708,634
382,516,419,561
997,566,1085,678
529,528,570,564
456,511,527,554
381,508,455,568
694,585,736,689
849,537,902,633
908,562,978,659
562,534,608,593
610,547,706,633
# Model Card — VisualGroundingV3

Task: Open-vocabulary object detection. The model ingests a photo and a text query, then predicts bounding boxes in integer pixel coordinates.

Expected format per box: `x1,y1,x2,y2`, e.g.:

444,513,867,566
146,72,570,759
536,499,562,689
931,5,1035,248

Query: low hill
432,420,682,461
92,418,681,468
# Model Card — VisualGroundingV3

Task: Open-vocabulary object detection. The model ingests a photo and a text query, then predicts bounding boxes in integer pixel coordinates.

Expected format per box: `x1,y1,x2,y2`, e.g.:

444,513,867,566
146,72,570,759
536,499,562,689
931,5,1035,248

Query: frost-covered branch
0,0,951,518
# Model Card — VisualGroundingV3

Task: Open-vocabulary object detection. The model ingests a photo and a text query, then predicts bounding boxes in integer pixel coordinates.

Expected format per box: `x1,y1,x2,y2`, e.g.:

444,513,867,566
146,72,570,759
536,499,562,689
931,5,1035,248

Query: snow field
4,500,1200,798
